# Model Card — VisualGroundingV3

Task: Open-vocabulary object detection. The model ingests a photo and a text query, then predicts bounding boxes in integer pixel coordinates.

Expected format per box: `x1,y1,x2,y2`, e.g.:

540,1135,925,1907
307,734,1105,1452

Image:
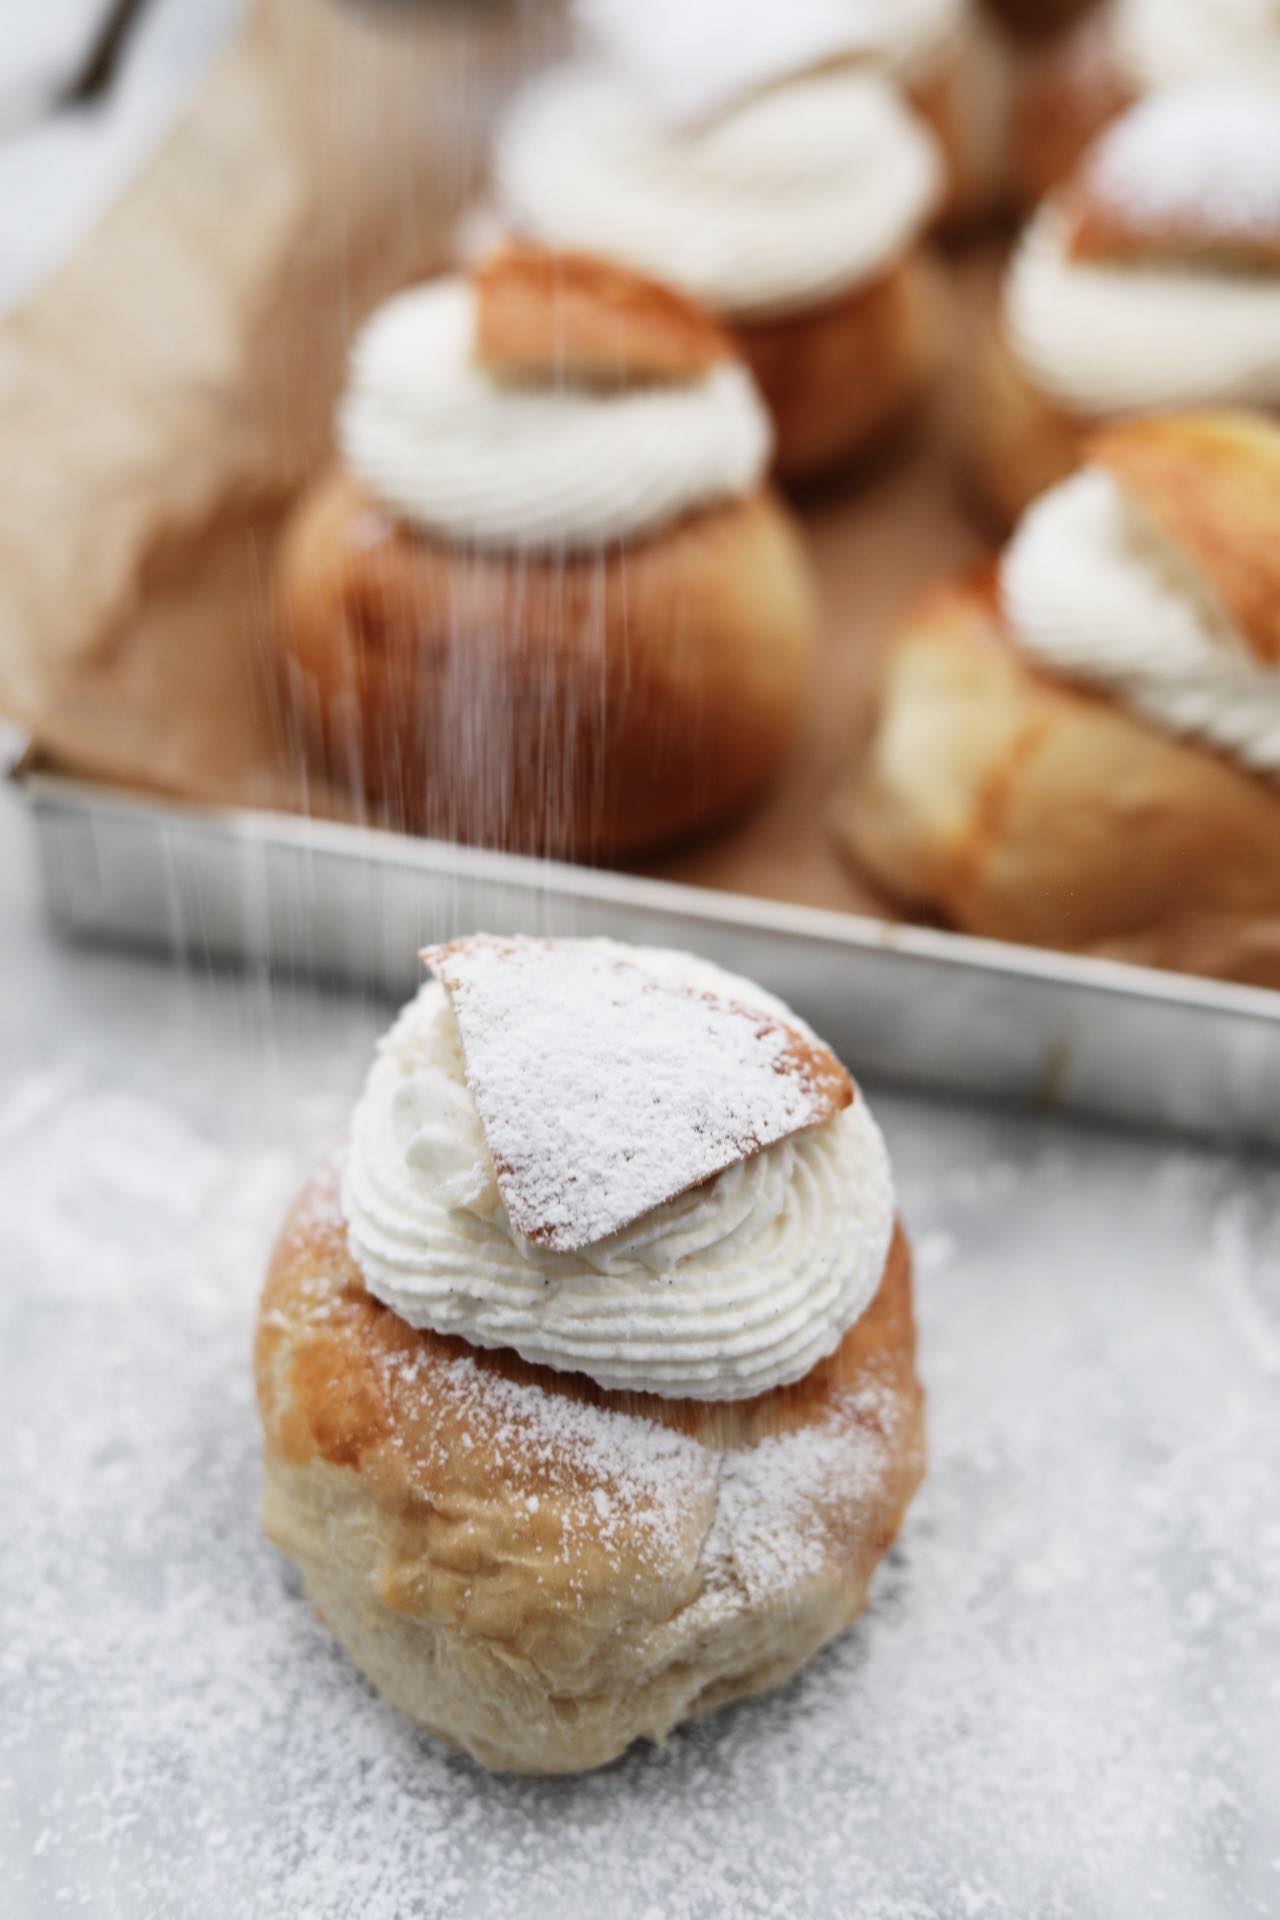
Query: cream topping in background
342,944,896,1402
1004,203,1280,417
1001,466,1280,780
574,0,965,125
338,280,770,550
1115,0,1280,94
495,63,943,320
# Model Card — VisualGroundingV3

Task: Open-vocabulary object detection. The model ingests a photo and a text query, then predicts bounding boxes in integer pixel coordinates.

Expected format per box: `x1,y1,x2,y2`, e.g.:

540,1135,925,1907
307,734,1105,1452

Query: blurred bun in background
493,48,948,481
974,87,1280,526
1011,0,1280,207
840,411,1280,986
276,248,819,859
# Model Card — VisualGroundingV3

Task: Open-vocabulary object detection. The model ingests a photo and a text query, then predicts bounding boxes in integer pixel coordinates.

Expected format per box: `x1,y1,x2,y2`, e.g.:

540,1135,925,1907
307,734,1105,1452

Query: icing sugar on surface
5,1040,1279,1919
424,935,851,1252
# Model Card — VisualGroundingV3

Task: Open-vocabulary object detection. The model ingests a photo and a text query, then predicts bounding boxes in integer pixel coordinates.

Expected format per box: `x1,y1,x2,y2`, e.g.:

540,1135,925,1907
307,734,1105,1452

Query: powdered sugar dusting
4,998,1280,1918
377,1339,715,1570
371,1338,898,1604
424,937,851,1253
1084,87,1280,252
704,1381,900,1606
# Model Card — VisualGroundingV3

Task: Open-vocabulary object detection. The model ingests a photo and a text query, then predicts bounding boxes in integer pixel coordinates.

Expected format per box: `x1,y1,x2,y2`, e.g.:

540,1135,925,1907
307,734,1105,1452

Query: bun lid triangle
1065,89,1280,270
472,244,735,390
422,937,854,1254
1088,412,1280,665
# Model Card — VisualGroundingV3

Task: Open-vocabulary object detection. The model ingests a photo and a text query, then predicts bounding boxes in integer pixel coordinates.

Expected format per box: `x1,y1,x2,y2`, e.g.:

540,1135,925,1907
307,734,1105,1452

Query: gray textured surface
2,786,1279,1920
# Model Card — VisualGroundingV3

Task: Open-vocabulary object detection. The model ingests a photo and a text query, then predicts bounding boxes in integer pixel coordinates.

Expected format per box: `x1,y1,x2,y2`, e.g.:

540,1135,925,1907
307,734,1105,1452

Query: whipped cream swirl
575,0,965,125
339,280,770,550
1115,0,1280,94
342,946,896,1402
1001,465,1280,781
1004,202,1280,418
495,63,943,320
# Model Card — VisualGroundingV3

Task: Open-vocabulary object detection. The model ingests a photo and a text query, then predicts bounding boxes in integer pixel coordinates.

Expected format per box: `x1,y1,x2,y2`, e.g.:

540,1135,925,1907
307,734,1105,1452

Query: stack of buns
271,0,1280,994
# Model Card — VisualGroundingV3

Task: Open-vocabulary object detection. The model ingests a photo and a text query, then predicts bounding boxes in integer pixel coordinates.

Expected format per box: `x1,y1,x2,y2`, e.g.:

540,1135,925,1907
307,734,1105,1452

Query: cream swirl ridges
1115,0,1280,94
495,64,943,321
1003,203,1280,417
338,281,770,550
1001,466,1280,780
574,0,965,125
342,947,896,1402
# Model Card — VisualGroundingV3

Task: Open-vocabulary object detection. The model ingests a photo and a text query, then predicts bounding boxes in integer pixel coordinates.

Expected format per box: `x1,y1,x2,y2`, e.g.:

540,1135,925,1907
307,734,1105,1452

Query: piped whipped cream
339,280,770,550
1115,0,1280,94
495,63,943,321
1000,465,1280,780
341,944,896,1402
575,0,965,125
1004,200,1280,418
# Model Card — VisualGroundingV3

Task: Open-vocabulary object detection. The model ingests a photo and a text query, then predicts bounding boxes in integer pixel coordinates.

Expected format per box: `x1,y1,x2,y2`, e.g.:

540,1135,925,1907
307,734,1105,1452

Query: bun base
255,1176,924,1775
838,574,1280,987
968,324,1092,531
276,474,817,859
737,253,941,484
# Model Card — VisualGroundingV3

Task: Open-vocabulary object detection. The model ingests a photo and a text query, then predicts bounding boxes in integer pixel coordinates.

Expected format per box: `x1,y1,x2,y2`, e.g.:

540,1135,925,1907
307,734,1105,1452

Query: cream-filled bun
572,0,1007,228
976,86,1280,526
255,936,924,1773
492,22,952,479
276,247,817,857
1012,0,1280,207
841,412,1280,986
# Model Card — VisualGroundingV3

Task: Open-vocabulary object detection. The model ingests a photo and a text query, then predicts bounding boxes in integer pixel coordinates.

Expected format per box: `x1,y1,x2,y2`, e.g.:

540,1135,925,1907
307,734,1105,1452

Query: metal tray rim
20,765,1280,1029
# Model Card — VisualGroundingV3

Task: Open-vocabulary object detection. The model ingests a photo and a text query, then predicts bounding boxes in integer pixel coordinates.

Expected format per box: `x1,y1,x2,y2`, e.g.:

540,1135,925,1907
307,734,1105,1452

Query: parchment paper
0,0,988,920
0,0,559,811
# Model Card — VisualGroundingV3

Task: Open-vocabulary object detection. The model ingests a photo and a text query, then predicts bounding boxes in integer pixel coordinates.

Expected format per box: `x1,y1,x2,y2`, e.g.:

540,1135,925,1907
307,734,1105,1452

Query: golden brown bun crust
1009,14,1132,208
968,323,1091,532
275,468,817,858
1066,176,1280,274
736,252,940,483
1091,413,1280,665
255,1175,925,1774
908,32,1011,230
473,244,733,387
984,0,1100,43
838,574,1280,986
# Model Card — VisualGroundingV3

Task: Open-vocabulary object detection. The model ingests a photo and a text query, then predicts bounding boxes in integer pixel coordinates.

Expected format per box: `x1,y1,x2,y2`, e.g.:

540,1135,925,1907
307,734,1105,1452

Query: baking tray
20,766,1280,1150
